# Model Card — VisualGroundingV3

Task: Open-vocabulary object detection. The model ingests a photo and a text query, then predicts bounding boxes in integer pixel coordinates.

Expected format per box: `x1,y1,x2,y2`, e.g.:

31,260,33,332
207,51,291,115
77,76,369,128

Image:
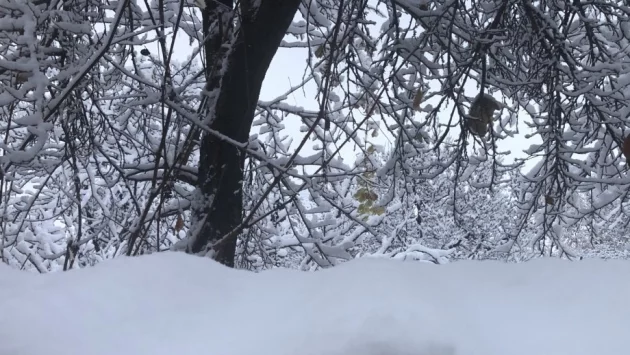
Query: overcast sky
261,45,541,172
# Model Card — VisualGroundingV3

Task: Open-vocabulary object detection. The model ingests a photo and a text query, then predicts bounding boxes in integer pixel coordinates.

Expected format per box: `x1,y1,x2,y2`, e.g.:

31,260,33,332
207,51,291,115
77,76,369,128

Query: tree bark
189,0,302,267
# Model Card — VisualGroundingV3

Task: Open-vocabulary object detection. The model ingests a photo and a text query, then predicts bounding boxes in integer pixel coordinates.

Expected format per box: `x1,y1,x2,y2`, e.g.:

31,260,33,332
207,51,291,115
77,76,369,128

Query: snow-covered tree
2,0,630,271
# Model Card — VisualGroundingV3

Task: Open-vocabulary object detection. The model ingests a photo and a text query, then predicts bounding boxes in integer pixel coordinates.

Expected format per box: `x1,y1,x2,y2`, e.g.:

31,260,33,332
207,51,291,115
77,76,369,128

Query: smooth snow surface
1,253,629,355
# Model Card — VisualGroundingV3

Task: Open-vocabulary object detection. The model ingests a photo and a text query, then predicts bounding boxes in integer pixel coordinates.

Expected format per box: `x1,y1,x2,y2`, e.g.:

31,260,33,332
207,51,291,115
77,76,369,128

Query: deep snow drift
1,253,629,355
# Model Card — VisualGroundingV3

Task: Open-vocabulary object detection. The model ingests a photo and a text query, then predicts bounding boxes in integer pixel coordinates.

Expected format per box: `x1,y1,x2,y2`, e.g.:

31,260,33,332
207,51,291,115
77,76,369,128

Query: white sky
261,46,542,171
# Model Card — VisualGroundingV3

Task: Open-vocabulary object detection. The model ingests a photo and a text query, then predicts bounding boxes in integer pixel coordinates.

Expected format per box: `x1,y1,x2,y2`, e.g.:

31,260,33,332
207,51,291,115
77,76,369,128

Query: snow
1,253,630,355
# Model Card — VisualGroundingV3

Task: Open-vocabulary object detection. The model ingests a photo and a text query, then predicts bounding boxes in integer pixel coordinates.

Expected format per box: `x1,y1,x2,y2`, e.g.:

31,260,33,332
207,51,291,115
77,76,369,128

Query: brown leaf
545,195,554,206
468,94,500,137
175,214,184,232
412,90,424,111
623,135,630,164
315,45,325,58
15,72,31,84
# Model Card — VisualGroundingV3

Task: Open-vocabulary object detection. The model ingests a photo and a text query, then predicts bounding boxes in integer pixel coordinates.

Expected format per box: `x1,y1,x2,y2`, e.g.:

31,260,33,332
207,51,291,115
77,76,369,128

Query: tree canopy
1,0,630,271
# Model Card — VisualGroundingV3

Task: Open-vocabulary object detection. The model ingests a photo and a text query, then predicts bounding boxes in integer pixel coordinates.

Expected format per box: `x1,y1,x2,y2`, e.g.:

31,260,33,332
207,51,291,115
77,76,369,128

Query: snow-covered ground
1,253,629,355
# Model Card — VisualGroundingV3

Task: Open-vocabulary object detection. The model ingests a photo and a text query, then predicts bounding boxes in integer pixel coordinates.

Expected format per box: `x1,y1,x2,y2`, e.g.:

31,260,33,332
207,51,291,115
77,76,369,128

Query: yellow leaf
357,205,369,215
354,188,369,201
371,206,386,215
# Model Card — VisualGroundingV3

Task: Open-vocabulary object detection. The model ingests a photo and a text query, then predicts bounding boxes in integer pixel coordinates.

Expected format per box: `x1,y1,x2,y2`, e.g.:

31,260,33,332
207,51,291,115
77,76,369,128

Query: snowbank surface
1,253,629,355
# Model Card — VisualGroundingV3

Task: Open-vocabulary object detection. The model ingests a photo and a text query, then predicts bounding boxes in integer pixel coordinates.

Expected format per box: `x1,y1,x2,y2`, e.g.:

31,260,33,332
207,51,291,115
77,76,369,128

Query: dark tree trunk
189,0,301,267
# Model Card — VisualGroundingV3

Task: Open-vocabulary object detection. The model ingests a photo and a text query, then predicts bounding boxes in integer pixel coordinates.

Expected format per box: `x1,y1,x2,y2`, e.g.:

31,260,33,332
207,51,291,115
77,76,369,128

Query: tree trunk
188,0,301,267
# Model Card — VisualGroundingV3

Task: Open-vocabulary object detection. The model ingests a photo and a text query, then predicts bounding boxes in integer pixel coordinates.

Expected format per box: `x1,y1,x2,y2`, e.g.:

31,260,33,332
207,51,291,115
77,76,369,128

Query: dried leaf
623,135,630,165
545,195,554,206
468,94,500,137
315,45,325,58
362,171,375,179
412,90,424,111
175,214,184,232
15,72,31,84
